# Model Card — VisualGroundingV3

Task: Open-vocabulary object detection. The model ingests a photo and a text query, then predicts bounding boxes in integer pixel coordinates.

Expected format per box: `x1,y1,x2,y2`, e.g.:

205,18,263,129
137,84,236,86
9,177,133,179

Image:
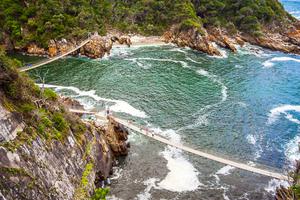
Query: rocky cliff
162,23,300,56
0,52,130,199
0,105,129,200
25,33,132,59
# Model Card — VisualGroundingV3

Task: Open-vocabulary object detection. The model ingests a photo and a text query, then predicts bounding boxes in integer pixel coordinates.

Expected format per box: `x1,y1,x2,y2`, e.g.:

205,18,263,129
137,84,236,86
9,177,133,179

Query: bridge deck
69,109,289,181
20,39,91,72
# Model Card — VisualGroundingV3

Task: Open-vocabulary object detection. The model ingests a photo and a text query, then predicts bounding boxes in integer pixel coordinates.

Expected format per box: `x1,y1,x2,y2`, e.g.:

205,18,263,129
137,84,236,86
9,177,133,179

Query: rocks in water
0,99,129,200
26,44,46,56
105,116,129,156
113,36,132,47
163,28,222,56
80,35,113,59
24,33,132,59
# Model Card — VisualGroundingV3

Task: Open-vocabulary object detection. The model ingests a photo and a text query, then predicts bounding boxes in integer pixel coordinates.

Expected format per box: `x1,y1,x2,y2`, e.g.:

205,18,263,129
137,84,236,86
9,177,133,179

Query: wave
238,44,272,58
196,69,228,102
285,135,300,165
210,42,228,59
37,84,147,118
149,128,202,192
246,134,263,159
136,178,159,200
216,165,235,176
125,57,190,68
264,179,289,195
268,105,300,125
263,57,300,68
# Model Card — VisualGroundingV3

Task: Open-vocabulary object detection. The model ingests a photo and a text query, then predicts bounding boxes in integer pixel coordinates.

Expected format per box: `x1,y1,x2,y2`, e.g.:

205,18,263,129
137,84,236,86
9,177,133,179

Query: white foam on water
37,84,147,118
238,44,272,58
168,48,187,54
128,58,152,69
186,57,203,64
264,179,289,194
268,105,300,125
263,57,300,68
196,69,228,102
210,42,228,59
285,135,300,165
148,128,201,192
216,165,235,176
246,134,263,159
110,167,123,180
136,178,159,200
197,69,209,76
126,57,190,69
246,134,256,145
107,195,123,200
234,64,244,69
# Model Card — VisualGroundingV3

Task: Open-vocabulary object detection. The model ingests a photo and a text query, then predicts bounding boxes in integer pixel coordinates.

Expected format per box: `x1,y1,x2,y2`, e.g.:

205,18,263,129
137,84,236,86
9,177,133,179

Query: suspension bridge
19,38,91,72
69,109,289,181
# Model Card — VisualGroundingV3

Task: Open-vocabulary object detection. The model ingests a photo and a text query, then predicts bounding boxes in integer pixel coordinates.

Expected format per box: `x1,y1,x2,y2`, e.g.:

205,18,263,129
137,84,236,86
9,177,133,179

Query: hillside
0,0,299,56
0,47,130,200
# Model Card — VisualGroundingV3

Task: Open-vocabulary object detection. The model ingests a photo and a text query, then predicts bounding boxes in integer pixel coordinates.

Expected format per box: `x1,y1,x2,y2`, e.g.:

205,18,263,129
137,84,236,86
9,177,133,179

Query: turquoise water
28,43,300,199
281,0,300,19
23,2,300,198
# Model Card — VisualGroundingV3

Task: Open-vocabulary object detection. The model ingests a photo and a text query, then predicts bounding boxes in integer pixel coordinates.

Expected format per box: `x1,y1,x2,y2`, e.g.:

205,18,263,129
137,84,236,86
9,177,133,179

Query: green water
26,43,300,199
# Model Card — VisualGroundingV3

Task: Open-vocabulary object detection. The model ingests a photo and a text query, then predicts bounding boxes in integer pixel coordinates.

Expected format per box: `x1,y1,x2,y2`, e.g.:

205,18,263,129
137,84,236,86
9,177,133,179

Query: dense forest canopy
0,0,295,47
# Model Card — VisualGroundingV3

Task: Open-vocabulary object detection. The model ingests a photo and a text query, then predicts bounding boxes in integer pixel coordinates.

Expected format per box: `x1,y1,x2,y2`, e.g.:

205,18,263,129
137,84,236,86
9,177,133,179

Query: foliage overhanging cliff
0,0,296,49
0,47,129,200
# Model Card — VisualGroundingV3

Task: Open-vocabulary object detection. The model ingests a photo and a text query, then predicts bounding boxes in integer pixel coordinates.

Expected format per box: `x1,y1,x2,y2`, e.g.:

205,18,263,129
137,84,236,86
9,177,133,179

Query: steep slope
0,0,299,56
0,47,129,200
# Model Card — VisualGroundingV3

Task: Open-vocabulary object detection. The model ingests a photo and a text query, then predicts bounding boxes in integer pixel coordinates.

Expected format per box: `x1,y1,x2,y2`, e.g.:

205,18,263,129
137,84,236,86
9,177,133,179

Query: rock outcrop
26,44,46,56
241,30,300,55
23,33,132,59
163,28,222,56
105,116,129,156
163,24,300,56
0,101,129,200
80,35,113,59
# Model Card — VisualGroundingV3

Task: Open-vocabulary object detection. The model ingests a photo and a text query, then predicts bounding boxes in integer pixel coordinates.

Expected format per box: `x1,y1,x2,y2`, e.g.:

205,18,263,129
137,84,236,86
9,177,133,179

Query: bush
180,19,202,31
52,112,69,132
43,88,58,101
91,188,110,200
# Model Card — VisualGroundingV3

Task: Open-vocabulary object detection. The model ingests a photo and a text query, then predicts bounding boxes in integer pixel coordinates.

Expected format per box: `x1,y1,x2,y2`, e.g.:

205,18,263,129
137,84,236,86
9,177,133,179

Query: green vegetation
0,46,87,151
81,162,94,187
90,188,110,200
0,0,294,49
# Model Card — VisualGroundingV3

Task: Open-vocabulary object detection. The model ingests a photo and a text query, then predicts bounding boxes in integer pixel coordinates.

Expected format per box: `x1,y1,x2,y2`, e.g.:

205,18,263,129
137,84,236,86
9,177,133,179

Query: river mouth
24,43,300,199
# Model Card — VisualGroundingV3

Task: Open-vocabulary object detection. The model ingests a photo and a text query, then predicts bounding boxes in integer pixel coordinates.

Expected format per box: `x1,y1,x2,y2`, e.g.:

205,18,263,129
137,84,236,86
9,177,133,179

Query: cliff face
162,24,300,56
25,34,132,59
0,104,129,200
0,52,130,199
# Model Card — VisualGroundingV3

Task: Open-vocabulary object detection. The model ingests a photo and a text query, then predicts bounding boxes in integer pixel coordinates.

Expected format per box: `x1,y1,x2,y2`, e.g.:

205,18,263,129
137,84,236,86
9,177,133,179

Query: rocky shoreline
19,25,300,60
162,23,300,56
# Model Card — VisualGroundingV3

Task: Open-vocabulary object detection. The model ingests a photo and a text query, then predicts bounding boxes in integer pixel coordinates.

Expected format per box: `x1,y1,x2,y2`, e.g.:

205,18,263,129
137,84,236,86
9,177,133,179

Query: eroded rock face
105,116,129,156
80,35,113,59
163,28,222,56
0,105,23,143
26,44,46,55
0,105,129,200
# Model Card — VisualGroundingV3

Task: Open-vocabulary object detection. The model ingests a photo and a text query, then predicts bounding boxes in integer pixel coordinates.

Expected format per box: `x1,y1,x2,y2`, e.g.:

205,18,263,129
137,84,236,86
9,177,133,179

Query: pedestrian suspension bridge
69,109,289,181
19,38,91,72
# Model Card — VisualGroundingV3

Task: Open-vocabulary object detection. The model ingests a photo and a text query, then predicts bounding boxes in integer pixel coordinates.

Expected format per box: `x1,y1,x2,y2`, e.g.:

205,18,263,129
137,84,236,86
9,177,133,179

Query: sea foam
37,84,147,118
263,57,300,68
150,128,201,192
268,105,300,125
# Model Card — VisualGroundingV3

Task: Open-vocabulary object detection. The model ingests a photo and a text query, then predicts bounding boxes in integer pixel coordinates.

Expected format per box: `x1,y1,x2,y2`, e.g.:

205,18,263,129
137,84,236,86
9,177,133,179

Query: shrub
52,112,69,132
91,188,110,200
43,88,58,101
